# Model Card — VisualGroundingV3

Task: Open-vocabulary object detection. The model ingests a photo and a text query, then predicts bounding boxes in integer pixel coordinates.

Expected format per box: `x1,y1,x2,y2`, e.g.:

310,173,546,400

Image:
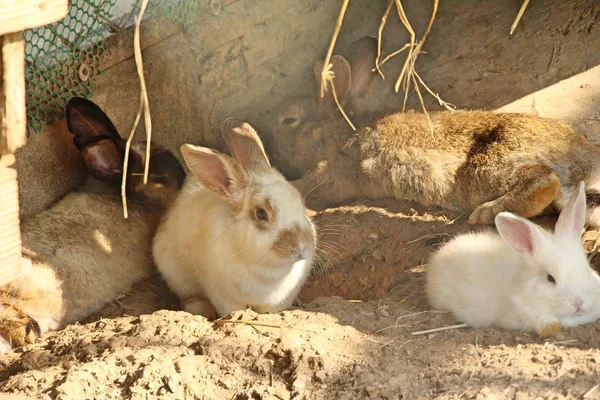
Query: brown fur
272,224,313,259
0,98,184,352
249,196,276,230
268,37,598,225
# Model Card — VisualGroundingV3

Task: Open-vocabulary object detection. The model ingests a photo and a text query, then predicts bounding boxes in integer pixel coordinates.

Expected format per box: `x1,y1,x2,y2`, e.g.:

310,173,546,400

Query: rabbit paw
468,197,507,225
0,303,40,351
182,296,217,320
537,321,561,339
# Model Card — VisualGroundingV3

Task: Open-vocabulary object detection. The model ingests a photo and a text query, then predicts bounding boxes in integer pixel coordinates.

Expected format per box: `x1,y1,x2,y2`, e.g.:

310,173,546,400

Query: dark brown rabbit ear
313,55,352,109
220,118,271,174
148,146,187,189
65,97,126,185
79,138,125,186
65,97,124,150
341,36,378,98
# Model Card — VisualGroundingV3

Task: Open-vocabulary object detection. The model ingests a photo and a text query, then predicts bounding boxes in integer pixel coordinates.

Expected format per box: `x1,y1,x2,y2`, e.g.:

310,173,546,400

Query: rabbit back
20,191,159,324
358,110,588,211
426,231,522,328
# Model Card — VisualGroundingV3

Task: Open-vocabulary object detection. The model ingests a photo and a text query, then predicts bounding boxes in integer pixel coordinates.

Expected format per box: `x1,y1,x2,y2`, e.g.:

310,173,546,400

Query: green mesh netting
24,0,116,136
23,0,202,136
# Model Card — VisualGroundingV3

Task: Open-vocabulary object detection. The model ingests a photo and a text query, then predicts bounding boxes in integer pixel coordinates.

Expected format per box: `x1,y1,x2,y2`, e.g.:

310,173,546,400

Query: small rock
368,233,379,240
314,370,327,383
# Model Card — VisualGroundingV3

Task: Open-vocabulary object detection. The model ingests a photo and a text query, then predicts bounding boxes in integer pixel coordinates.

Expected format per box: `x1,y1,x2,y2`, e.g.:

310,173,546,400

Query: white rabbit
426,181,600,338
153,119,317,319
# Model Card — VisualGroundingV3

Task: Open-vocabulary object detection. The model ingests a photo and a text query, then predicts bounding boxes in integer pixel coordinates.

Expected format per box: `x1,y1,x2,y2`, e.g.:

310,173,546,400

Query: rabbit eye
282,117,298,125
254,207,269,221
547,274,556,284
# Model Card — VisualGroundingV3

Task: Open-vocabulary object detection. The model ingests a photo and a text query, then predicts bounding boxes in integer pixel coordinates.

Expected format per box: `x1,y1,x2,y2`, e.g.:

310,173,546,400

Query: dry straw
321,0,454,135
376,0,454,131
121,0,152,219
510,0,531,35
318,0,356,131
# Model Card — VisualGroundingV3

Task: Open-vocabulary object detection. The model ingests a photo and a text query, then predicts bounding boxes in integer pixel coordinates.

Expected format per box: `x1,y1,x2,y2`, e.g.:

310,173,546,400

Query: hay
121,0,151,219
376,0,455,134
510,0,531,36
319,0,356,131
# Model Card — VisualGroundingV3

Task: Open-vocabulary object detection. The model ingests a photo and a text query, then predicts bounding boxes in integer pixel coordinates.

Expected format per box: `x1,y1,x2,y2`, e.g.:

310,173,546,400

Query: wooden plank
0,32,26,155
0,166,22,286
0,0,68,36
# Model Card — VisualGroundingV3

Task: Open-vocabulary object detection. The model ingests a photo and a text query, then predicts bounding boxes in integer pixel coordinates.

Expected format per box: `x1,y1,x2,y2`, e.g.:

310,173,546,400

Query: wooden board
0,166,22,285
0,32,26,156
0,0,68,36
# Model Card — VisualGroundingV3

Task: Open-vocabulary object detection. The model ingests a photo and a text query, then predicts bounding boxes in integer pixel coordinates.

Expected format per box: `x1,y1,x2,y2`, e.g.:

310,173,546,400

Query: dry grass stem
375,311,430,333
584,384,600,399
375,0,395,79
377,43,410,69
330,77,356,130
510,0,531,36
121,0,151,219
214,320,282,329
414,71,455,111
320,0,351,99
373,0,452,129
411,323,469,336
393,0,415,103
406,232,450,245
319,0,356,131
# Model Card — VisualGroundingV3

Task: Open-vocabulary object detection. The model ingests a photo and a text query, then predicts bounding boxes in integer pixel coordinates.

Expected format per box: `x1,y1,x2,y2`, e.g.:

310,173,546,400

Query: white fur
153,135,317,318
427,182,600,334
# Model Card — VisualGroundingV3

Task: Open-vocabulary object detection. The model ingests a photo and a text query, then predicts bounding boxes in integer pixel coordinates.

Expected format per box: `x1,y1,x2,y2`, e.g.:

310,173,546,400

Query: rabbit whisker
229,248,247,258
304,180,326,200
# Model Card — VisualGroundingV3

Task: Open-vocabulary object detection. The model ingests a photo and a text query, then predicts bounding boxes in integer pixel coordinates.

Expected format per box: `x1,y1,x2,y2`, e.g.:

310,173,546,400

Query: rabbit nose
296,241,312,261
574,298,584,312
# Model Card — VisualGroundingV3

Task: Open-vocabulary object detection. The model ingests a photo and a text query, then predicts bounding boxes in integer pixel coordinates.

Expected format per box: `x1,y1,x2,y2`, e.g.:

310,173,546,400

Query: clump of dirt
0,306,376,400
3,293,600,399
3,200,600,399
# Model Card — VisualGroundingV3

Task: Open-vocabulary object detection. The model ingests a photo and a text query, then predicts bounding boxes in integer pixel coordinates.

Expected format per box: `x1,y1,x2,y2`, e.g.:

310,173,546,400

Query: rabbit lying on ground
153,119,317,320
269,36,600,227
0,97,185,353
426,182,600,338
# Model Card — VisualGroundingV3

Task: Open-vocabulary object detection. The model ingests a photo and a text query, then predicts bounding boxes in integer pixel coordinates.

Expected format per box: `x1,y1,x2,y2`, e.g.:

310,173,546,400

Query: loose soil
3,0,600,399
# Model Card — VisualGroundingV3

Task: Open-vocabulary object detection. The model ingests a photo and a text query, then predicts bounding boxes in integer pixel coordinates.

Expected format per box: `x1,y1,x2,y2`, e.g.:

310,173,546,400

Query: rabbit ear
313,55,352,109
495,212,546,258
555,181,587,238
147,146,187,189
181,144,247,197
65,97,128,185
340,36,378,99
220,118,271,174
79,138,125,185
65,97,123,150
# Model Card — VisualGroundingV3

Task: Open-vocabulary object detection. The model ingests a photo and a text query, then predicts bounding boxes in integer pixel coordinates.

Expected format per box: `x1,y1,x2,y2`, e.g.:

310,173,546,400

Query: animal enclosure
2,0,600,399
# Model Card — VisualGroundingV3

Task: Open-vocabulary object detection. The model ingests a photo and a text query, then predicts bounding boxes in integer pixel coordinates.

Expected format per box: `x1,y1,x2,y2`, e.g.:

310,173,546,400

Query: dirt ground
3,201,600,399
3,0,600,399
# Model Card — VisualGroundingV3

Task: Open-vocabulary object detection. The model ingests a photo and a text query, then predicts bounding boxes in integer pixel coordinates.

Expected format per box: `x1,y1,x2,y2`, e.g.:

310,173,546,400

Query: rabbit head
181,119,317,268
495,182,600,320
270,36,378,179
65,97,186,206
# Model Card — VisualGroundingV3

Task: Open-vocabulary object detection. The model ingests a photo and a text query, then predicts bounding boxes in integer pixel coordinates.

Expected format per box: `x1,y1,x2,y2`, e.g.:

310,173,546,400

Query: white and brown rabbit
269,36,600,227
426,182,600,338
0,97,185,353
153,119,317,320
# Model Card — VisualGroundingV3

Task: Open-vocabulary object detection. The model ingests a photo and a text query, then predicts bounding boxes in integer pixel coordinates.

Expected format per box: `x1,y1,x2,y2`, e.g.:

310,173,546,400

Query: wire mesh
23,0,202,136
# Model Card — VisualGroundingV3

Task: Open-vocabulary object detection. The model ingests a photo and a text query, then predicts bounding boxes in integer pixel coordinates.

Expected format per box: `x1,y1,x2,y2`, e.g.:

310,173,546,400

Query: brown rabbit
0,97,185,353
269,36,600,227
